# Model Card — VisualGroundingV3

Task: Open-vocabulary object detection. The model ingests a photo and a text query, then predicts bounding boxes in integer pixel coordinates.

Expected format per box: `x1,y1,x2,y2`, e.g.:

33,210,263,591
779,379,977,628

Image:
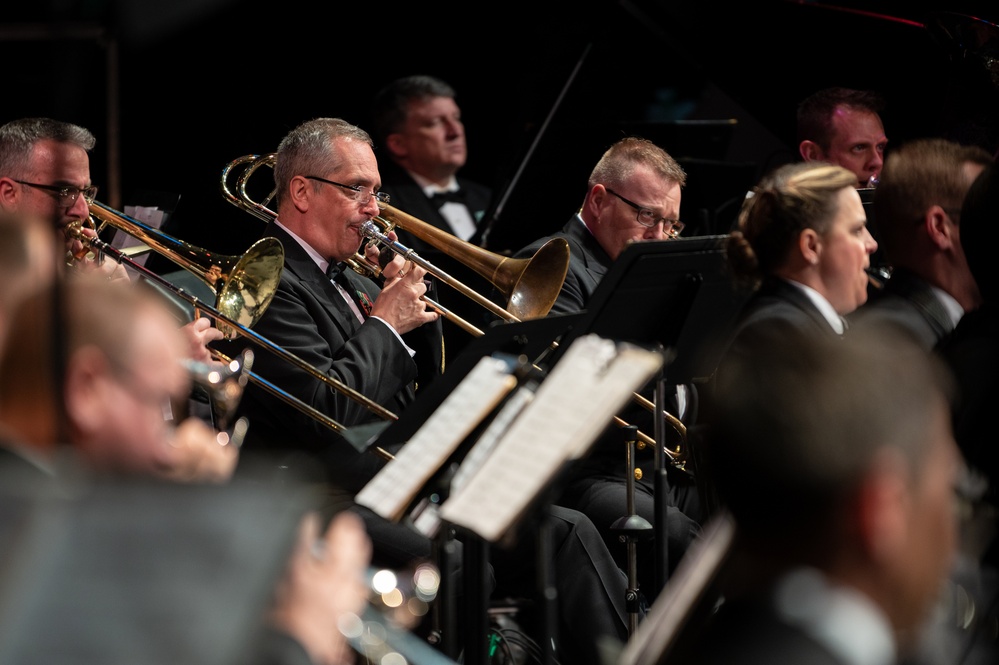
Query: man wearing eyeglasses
222,117,639,665
0,118,108,273
0,117,225,393
509,136,700,606
511,137,686,316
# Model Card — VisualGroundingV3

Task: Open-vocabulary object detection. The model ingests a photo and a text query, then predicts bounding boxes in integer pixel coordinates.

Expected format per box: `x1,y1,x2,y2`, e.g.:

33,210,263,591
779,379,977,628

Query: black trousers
354,502,633,665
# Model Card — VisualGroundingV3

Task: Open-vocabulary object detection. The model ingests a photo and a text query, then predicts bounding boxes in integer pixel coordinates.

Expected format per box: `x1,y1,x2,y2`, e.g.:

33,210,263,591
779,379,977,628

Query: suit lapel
885,268,953,339
769,278,840,335
266,224,363,336
565,217,611,287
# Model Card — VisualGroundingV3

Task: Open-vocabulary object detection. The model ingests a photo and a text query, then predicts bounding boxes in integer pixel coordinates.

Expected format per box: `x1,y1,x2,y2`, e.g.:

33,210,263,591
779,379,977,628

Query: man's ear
0,177,20,209
62,346,110,436
287,175,311,213
924,205,955,251
385,133,407,160
582,184,607,219
799,140,824,163
854,449,910,564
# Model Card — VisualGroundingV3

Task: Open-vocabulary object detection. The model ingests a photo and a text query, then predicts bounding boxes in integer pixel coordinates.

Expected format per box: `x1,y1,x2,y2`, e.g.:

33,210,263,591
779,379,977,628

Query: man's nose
645,224,667,241
69,194,90,219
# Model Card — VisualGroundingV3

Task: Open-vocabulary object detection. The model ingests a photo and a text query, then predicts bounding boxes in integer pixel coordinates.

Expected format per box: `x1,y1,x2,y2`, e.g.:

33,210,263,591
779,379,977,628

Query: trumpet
183,349,253,433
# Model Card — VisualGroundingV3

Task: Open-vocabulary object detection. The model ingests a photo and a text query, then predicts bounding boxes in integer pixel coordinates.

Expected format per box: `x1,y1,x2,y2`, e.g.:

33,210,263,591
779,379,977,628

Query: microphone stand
475,43,592,249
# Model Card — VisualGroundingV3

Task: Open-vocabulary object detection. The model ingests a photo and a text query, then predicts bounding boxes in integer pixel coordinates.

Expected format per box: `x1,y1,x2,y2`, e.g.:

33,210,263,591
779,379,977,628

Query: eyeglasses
14,180,98,206
305,176,390,205
606,187,684,237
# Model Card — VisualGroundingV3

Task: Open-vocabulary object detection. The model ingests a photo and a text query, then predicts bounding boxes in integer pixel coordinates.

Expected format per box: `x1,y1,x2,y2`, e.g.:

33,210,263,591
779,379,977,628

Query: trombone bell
87,201,285,339
375,202,570,320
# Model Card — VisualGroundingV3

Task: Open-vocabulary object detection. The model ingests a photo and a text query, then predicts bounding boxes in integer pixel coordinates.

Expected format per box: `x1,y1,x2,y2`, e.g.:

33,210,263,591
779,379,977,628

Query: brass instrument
86,201,285,339
221,153,571,329
221,154,686,468
183,349,253,433
371,202,571,321
68,212,399,460
364,222,687,467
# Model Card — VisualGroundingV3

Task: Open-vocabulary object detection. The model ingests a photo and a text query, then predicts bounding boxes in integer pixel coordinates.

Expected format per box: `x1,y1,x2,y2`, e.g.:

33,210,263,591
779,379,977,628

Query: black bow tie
326,261,345,280
429,189,465,207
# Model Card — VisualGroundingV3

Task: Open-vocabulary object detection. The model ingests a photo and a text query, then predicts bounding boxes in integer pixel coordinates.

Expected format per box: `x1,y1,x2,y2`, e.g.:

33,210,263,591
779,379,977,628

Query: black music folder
347,311,586,455
547,234,751,384
0,473,307,665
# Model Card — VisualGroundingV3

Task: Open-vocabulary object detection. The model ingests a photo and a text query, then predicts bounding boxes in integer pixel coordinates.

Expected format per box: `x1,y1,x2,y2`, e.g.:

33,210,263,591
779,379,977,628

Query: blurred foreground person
680,325,961,665
0,276,236,483
0,272,376,665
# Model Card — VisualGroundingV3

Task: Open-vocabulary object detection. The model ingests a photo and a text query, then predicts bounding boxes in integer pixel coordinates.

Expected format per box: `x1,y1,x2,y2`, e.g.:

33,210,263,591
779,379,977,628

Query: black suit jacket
511,216,691,490
227,223,443,492
511,215,611,316
713,275,841,377
673,591,851,665
376,159,493,253
849,267,955,349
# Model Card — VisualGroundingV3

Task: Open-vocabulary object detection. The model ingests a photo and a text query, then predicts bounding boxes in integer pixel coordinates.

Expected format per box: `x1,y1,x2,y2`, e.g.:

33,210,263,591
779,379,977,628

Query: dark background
5,0,999,261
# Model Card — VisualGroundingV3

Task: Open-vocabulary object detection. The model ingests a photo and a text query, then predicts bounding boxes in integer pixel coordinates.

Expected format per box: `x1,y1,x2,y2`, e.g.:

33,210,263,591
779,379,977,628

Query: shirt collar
773,568,896,665
784,278,847,334
274,219,328,273
928,284,965,329
409,170,459,196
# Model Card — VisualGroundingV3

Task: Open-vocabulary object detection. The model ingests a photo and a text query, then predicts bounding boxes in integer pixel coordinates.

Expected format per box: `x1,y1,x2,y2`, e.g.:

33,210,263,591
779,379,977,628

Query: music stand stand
350,312,585,661
544,235,750,595
360,311,586,452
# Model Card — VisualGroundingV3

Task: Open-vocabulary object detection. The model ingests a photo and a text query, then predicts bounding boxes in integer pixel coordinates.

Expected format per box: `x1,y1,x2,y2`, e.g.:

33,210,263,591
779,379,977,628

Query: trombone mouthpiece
360,221,381,239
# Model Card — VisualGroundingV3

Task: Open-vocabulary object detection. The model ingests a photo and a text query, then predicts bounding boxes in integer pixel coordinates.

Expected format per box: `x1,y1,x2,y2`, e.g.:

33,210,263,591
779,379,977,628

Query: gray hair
0,117,96,178
273,117,372,201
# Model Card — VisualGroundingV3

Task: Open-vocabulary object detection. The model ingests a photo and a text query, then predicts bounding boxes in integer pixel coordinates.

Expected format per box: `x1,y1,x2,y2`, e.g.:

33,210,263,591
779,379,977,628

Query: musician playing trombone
223,116,636,665
0,117,224,370
508,137,701,604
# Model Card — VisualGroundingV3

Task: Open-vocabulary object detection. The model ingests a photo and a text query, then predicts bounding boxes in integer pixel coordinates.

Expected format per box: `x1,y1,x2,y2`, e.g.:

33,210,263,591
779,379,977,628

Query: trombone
357,219,686,465
222,153,688,468
221,153,572,330
87,201,285,340
73,204,400,460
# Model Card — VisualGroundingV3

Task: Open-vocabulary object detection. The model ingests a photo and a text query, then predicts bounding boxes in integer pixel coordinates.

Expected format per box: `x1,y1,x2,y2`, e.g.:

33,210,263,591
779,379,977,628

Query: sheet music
411,378,539,538
355,355,519,522
440,334,663,542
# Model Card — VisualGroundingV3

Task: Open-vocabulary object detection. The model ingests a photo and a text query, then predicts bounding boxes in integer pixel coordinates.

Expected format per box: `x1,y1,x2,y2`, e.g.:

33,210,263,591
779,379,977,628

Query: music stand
359,311,586,452
544,234,751,595
350,312,585,661
547,235,746,382
0,473,308,665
